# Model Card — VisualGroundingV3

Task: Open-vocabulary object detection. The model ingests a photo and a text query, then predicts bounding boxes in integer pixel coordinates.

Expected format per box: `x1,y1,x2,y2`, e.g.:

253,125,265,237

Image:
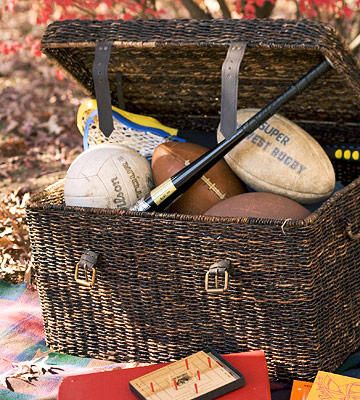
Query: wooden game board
129,350,244,400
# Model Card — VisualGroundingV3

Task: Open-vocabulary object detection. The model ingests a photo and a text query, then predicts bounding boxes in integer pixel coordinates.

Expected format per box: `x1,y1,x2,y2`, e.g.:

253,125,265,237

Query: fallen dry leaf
0,137,28,157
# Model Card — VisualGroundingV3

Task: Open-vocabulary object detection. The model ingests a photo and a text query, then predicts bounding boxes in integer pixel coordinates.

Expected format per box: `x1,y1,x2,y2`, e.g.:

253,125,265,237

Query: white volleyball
64,144,153,209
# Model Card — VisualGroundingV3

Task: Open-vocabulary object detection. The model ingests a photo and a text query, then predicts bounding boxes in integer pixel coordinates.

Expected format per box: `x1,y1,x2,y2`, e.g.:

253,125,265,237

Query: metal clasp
346,223,360,241
205,260,232,293
74,250,99,288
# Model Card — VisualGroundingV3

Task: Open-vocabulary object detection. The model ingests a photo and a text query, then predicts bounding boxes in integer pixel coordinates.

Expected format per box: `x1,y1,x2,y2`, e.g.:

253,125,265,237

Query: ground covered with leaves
0,55,85,282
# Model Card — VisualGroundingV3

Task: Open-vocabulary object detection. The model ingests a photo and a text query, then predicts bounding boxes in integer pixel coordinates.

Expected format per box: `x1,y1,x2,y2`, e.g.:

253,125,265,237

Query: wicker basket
26,19,360,381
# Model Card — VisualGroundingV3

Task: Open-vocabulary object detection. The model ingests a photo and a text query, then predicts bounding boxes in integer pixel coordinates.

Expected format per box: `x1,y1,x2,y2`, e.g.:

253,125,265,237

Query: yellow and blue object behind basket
77,99,185,159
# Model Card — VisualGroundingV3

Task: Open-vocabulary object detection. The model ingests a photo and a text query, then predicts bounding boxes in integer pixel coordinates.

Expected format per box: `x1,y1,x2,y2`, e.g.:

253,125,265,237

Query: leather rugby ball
151,142,246,215
205,192,311,219
217,109,336,204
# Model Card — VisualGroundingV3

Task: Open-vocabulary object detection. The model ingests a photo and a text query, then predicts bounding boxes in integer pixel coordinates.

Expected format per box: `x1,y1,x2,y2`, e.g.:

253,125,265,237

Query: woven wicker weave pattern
27,176,360,380
41,19,360,123
26,19,360,381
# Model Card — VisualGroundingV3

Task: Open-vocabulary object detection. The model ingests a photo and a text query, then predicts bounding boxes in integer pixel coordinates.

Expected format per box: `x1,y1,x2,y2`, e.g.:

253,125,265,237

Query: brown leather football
151,142,246,215
204,192,311,219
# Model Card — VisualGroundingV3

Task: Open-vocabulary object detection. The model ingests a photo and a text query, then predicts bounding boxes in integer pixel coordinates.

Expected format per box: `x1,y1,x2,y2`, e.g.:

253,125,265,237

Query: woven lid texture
42,19,360,123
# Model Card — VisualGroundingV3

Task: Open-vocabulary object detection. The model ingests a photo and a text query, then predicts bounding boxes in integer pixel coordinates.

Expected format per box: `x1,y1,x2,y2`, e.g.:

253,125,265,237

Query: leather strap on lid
92,41,114,137
220,42,247,140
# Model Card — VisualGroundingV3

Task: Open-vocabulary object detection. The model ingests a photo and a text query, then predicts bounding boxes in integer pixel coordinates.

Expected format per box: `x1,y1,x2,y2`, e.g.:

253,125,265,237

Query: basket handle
346,223,360,240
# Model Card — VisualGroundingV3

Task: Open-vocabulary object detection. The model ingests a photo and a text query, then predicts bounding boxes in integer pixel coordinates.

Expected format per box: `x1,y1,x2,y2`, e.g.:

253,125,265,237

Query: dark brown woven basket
27,19,360,381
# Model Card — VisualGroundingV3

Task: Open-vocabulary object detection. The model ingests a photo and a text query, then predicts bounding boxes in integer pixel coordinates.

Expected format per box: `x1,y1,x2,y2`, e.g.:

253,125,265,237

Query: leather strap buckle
205,260,232,293
74,250,98,288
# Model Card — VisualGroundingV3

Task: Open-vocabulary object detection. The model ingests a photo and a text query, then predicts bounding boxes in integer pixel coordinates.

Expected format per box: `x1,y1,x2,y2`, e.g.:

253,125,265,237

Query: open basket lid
41,19,360,124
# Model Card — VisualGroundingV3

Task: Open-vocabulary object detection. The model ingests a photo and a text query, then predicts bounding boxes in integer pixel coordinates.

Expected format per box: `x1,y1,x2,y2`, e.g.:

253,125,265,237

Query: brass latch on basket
205,260,232,293
74,250,99,288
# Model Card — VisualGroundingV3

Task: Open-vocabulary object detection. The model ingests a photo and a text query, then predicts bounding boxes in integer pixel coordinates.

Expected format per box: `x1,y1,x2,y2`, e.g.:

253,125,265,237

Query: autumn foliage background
0,0,359,281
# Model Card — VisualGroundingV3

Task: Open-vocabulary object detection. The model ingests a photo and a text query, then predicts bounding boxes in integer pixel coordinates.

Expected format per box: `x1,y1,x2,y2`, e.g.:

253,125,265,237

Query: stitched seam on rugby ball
227,160,334,199
218,110,335,198
157,144,226,200
224,151,334,198
222,139,333,199
276,114,335,188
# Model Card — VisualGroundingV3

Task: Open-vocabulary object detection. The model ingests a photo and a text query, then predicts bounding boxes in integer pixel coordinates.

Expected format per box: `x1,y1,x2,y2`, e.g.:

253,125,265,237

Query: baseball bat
131,37,360,212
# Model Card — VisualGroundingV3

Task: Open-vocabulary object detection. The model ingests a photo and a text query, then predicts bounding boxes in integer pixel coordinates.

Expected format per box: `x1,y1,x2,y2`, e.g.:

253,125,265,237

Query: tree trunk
180,0,213,19
217,0,232,18
255,1,276,18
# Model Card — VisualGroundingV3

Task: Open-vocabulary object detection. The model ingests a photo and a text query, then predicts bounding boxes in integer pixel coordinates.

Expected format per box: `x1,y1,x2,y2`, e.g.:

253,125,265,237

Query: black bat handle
131,59,331,212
